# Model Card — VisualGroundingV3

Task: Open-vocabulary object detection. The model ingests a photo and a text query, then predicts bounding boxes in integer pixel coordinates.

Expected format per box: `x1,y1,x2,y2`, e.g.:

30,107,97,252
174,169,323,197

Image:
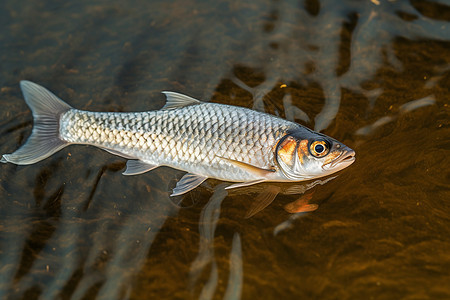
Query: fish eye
310,140,329,157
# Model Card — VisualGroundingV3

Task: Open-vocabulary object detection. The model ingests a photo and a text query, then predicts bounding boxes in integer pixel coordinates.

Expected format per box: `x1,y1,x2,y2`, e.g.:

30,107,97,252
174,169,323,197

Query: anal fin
171,173,208,196
123,160,158,175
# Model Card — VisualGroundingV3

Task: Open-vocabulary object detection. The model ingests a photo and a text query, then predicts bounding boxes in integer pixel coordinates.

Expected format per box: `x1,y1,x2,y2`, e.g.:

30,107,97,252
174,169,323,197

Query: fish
1,81,356,196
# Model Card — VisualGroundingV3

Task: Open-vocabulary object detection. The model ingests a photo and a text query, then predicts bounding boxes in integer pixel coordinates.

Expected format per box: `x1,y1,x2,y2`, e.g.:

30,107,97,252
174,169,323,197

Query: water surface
0,0,449,299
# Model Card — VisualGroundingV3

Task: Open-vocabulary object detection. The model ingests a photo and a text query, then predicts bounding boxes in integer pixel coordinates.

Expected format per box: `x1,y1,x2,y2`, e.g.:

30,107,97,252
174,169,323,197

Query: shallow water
1,0,449,299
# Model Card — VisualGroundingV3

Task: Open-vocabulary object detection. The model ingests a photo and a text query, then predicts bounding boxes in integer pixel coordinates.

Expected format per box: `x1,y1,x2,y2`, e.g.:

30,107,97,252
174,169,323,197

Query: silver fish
1,81,355,196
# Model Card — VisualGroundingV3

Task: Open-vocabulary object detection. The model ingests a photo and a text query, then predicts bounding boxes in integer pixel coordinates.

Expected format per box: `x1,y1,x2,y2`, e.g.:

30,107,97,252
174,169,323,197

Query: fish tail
1,80,72,165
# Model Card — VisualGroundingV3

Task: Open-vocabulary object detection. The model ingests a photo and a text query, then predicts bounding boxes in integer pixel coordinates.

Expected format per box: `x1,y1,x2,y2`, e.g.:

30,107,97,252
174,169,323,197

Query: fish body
60,104,292,182
1,81,356,196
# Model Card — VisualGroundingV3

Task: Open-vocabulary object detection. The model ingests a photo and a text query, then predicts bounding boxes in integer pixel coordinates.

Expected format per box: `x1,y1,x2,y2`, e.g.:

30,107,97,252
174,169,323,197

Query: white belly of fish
59,103,293,182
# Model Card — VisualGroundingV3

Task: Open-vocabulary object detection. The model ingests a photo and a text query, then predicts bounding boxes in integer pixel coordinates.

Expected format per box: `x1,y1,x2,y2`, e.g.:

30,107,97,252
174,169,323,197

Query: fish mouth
322,149,356,171
330,150,356,168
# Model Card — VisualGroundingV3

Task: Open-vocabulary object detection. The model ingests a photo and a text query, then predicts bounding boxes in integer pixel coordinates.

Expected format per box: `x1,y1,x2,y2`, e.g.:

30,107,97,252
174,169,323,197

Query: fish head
274,129,355,181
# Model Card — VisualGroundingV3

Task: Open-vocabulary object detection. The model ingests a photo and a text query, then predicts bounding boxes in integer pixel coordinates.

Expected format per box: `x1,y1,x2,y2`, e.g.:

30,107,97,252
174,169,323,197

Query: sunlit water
1,0,449,299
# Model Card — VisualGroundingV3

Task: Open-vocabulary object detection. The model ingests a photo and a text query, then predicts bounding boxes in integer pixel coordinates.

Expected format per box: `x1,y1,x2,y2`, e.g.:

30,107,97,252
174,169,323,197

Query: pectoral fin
225,179,267,190
245,185,281,218
219,156,272,190
171,173,208,196
218,156,275,177
123,160,158,175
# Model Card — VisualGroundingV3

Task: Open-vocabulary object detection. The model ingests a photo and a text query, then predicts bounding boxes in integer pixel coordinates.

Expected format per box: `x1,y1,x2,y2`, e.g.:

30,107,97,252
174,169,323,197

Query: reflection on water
189,184,227,294
1,0,450,299
355,95,436,136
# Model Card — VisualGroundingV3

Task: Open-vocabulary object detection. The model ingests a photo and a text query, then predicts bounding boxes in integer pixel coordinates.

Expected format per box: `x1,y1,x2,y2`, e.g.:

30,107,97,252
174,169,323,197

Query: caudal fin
1,81,72,165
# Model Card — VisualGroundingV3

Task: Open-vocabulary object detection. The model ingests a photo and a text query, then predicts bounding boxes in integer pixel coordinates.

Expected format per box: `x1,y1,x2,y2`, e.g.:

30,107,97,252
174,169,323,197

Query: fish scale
59,103,295,182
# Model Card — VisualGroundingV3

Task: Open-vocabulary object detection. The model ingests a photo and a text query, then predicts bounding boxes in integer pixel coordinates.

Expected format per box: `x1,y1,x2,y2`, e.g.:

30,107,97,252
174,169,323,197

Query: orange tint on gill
297,139,309,164
277,137,297,165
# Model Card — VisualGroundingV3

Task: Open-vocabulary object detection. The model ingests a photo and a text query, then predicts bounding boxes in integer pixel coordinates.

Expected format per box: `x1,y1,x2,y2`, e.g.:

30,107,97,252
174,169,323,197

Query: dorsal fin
161,91,202,110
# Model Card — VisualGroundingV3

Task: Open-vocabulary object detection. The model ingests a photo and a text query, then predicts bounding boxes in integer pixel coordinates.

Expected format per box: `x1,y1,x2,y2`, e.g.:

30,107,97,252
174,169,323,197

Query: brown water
1,0,449,299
